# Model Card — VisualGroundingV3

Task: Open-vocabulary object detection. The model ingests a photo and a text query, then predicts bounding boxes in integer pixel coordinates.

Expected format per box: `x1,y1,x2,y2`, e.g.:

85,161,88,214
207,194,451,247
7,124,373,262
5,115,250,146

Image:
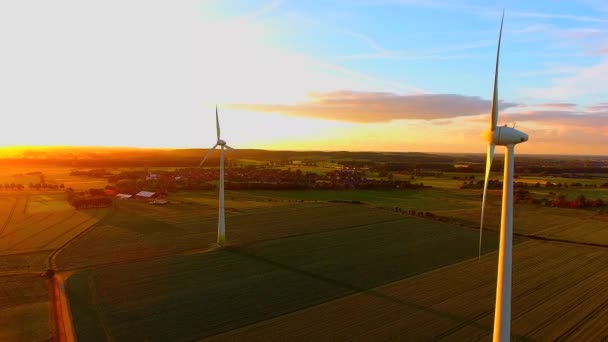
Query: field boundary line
0,270,42,277
0,248,54,257
5,211,79,250
87,272,116,342
58,216,415,272
22,194,29,214
40,216,100,250
235,214,415,249
59,244,219,272
208,240,540,342
368,202,608,251
49,204,115,271
0,196,18,237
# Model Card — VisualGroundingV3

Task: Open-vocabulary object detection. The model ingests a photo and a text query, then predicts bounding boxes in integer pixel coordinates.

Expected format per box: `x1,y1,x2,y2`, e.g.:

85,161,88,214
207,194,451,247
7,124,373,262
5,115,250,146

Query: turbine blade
199,144,218,167
490,11,504,131
224,145,237,168
216,106,221,140
479,143,495,259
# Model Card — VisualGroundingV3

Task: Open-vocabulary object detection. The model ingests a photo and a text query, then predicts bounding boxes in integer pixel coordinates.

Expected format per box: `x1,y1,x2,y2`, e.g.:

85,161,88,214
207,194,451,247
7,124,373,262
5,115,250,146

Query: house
135,191,157,199
146,173,158,181
115,193,132,199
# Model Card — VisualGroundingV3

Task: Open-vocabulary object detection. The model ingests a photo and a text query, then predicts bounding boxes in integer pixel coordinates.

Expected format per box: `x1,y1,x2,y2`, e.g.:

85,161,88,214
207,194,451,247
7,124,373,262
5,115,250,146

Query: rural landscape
3,0,608,340
2,147,608,340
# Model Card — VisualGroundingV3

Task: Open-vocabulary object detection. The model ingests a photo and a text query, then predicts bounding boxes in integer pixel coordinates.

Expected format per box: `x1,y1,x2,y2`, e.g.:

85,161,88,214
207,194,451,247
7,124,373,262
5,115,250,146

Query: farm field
206,240,608,341
0,192,107,341
245,188,481,211
0,166,110,190
236,189,608,245
55,197,460,270
434,198,608,243
1,159,608,341
64,209,505,341
0,274,51,341
0,193,108,259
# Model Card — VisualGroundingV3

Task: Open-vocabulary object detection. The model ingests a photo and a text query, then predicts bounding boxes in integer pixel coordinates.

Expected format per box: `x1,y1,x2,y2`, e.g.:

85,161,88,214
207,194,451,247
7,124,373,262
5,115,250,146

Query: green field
55,192,485,268
0,274,50,341
244,188,480,211
207,240,608,341
3,161,608,341
65,203,504,341
55,183,608,340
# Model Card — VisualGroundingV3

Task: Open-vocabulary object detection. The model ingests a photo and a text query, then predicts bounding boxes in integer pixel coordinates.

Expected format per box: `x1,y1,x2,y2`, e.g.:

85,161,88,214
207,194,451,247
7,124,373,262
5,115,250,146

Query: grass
0,274,50,341
66,210,506,341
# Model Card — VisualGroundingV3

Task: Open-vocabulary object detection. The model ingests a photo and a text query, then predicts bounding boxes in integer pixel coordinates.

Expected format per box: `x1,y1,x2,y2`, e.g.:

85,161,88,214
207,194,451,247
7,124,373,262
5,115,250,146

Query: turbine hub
483,126,528,146
217,139,227,146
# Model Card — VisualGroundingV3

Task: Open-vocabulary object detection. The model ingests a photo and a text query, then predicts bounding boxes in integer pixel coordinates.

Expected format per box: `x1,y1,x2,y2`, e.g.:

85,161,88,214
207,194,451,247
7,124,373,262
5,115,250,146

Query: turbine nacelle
217,139,227,146
483,126,528,146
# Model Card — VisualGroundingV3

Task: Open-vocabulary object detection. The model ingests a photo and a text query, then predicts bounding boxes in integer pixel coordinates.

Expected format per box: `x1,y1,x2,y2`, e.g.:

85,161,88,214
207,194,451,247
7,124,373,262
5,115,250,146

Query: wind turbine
478,13,528,342
199,106,235,246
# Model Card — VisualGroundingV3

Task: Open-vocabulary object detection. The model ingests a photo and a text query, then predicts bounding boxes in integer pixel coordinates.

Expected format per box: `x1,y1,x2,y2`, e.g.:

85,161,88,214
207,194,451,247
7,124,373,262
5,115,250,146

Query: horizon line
0,145,606,158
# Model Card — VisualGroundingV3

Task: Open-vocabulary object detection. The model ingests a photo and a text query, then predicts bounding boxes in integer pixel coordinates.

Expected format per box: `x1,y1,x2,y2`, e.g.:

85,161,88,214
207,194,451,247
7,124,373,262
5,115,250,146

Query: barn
135,191,158,199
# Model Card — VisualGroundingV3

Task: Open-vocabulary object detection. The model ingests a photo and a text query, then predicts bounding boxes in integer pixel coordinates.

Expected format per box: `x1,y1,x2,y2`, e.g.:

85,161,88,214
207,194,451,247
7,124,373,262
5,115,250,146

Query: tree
553,194,567,207
575,194,587,208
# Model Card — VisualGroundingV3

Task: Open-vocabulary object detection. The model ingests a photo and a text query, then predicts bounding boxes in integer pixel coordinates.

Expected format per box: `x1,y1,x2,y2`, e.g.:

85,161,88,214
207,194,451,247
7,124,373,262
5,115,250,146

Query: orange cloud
231,91,519,123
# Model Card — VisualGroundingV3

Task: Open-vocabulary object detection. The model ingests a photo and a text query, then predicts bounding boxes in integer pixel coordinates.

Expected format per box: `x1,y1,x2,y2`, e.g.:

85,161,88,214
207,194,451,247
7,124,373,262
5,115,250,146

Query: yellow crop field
0,193,108,256
0,166,109,190
434,200,607,240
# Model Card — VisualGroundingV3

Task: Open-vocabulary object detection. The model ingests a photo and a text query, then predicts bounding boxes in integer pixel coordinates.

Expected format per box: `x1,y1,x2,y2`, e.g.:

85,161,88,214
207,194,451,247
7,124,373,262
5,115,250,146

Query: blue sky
1,0,607,154
228,0,608,101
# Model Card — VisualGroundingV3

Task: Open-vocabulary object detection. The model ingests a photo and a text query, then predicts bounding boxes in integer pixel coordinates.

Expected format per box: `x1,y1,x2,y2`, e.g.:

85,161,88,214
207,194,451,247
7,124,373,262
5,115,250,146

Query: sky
1,0,607,155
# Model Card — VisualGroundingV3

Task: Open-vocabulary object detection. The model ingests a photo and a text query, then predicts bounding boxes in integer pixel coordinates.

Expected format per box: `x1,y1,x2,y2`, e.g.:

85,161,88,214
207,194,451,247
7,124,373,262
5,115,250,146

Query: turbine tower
199,107,235,246
478,13,528,342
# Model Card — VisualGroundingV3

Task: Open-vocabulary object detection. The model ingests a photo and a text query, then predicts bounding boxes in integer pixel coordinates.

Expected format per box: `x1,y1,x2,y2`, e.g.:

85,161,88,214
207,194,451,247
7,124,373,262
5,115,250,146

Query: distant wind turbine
199,107,235,246
478,12,528,342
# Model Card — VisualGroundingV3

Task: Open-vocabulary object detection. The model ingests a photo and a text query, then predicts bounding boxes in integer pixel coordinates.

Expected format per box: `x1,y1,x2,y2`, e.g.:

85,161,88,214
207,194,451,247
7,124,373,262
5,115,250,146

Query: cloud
519,59,608,100
509,10,608,23
338,39,493,61
593,46,608,55
241,0,283,20
231,91,519,123
537,103,579,110
501,110,608,128
588,103,608,111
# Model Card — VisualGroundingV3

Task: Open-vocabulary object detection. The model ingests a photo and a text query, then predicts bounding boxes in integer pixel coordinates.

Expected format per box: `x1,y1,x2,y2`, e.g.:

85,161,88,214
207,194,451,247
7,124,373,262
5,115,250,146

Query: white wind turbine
199,106,235,246
478,13,528,342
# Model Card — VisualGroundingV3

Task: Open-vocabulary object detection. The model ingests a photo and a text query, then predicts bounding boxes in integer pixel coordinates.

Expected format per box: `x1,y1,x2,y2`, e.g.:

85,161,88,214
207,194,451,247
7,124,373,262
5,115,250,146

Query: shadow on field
225,246,532,341
64,211,531,341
